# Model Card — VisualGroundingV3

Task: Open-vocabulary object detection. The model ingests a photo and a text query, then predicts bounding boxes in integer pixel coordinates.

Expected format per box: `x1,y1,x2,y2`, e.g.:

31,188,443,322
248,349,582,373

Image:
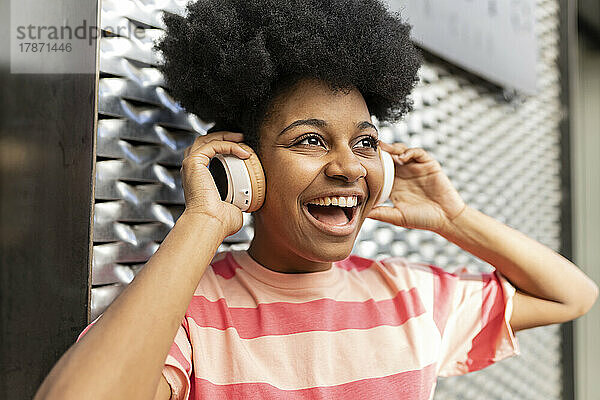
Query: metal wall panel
91,0,567,398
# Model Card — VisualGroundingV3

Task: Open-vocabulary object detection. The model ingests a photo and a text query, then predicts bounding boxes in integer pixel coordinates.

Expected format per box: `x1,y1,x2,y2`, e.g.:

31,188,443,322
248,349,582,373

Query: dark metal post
0,1,99,399
558,0,577,399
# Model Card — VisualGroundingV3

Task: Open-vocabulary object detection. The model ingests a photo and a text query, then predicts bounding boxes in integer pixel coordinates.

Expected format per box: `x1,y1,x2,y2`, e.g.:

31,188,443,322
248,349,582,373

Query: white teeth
306,195,359,207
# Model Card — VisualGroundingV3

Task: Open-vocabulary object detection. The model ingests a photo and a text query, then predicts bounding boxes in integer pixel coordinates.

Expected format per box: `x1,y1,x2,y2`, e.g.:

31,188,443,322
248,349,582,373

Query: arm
34,212,225,400
369,142,598,333
153,376,172,400
435,205,599,332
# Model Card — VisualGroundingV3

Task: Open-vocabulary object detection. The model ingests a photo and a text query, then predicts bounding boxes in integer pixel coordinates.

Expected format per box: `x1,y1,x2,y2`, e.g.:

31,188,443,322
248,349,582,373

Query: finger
190,131,244,152
367,205,402,225
185,132,245,159
378,140,408,155
207,131,245,142
398,148,431,163
185,140,251,168
379,141,410,166
391,153,406,166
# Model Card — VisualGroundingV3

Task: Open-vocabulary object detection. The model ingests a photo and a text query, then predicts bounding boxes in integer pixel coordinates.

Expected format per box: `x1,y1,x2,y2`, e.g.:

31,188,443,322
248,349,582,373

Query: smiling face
246,77,385,272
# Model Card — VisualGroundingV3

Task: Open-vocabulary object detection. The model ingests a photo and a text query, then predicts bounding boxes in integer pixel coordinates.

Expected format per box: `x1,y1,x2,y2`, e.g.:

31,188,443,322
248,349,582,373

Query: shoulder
375,256,474,302
204,250,244,280
336,254,447,294
209,249,232,266
209,250,233,270
301,252,457,285
376,255,450,279
187,250,236,299
379,256,477,282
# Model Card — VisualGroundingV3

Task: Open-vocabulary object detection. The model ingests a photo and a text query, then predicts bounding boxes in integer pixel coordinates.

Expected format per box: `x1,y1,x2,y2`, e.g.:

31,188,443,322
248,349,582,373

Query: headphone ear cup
375,149,395,206
237,143,266,212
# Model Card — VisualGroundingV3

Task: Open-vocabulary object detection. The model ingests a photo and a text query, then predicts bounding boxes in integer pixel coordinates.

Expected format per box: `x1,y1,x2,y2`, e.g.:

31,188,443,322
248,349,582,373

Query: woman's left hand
367,141,467,232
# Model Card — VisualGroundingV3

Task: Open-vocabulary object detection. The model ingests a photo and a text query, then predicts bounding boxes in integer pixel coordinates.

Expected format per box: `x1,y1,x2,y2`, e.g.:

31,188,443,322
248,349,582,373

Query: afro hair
154,0,423,154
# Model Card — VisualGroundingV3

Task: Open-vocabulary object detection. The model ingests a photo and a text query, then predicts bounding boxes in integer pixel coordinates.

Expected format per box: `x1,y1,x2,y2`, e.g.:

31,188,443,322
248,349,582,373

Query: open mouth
305,203,356,226
301,195,364,236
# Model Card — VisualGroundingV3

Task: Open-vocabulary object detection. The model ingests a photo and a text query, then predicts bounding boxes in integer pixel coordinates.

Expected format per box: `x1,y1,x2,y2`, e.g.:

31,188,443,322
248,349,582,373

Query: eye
295,133,326,148
354,135,378,149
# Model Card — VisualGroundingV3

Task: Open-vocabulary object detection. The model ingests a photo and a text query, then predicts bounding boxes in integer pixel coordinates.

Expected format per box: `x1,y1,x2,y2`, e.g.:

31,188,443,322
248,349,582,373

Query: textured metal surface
92,0,564,398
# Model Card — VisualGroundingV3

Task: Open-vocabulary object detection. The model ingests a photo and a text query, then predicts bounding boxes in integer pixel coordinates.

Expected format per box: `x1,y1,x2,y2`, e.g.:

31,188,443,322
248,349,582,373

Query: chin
300,238,356,263
297,214,368,263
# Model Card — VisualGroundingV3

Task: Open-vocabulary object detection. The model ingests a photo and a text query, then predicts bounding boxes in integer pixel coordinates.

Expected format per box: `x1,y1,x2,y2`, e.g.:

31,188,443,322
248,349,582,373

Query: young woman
35,1,598,399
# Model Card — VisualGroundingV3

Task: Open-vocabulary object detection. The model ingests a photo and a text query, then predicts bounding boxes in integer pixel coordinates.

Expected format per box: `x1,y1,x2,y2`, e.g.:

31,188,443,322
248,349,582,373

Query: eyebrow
278,118,378,136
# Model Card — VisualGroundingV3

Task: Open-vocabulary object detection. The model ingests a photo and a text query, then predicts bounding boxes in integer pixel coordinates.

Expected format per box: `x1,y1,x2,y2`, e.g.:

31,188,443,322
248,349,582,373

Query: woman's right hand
180,131,251,238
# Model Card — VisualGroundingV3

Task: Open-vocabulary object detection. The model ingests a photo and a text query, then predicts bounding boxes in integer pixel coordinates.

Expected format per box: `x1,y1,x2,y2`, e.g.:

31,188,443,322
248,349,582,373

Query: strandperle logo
16,21,99,47
14,20,145,46
10,0,152,74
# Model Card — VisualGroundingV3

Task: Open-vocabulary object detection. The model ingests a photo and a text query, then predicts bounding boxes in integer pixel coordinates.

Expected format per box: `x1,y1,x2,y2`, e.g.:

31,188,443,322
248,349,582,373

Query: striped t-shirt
77,249,520,399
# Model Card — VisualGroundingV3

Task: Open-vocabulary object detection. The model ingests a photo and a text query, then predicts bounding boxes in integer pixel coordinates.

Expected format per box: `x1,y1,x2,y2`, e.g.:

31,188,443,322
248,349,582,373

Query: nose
324,146,367,183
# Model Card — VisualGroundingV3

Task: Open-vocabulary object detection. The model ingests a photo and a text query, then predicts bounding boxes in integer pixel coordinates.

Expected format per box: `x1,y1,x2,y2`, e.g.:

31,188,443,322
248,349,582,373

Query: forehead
263,78,372,135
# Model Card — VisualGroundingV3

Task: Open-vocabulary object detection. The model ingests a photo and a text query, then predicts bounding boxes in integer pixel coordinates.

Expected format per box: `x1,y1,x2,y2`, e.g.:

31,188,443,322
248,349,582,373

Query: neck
246,236,333,274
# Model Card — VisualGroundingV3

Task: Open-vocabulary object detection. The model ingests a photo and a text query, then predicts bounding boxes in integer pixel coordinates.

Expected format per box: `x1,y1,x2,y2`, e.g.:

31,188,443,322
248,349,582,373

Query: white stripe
187,312,441,389
165,354,187,374
173,324,192,362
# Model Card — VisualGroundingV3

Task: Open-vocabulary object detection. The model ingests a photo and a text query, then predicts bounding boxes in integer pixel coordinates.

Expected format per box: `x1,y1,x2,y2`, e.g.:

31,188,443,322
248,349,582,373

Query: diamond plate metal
92,0,565,398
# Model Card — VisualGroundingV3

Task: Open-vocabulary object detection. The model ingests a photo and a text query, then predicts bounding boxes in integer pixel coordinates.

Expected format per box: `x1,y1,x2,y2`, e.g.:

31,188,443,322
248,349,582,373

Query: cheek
262,154,314,209
365,159,385,203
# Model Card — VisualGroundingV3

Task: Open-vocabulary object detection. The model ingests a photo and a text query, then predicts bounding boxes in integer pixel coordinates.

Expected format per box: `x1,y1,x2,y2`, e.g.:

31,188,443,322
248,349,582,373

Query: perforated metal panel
92,1,564,398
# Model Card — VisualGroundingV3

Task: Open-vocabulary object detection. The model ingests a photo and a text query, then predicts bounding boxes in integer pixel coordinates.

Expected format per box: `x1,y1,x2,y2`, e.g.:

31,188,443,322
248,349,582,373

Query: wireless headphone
207,130,395,212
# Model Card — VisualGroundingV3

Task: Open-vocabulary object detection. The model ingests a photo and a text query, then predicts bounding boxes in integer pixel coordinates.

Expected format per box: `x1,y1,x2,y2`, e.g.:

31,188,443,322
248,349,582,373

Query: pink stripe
335,254,376,271
211,254,241,279
467,272,505,371
189,376,197,399
75,318,100,343
190,362,437,399
187,288,426,339
429,265,457,336
168,340,191,373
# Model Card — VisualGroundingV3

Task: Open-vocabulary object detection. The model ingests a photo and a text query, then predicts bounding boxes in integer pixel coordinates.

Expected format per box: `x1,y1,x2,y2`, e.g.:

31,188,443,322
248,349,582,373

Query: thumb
367,205,402,225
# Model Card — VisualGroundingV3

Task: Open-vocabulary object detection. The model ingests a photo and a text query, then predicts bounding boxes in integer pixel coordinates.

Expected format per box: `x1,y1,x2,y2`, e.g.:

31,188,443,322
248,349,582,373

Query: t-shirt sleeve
161,317,193,400
434,265,521,377
75,314,103,343
75,314,193,400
